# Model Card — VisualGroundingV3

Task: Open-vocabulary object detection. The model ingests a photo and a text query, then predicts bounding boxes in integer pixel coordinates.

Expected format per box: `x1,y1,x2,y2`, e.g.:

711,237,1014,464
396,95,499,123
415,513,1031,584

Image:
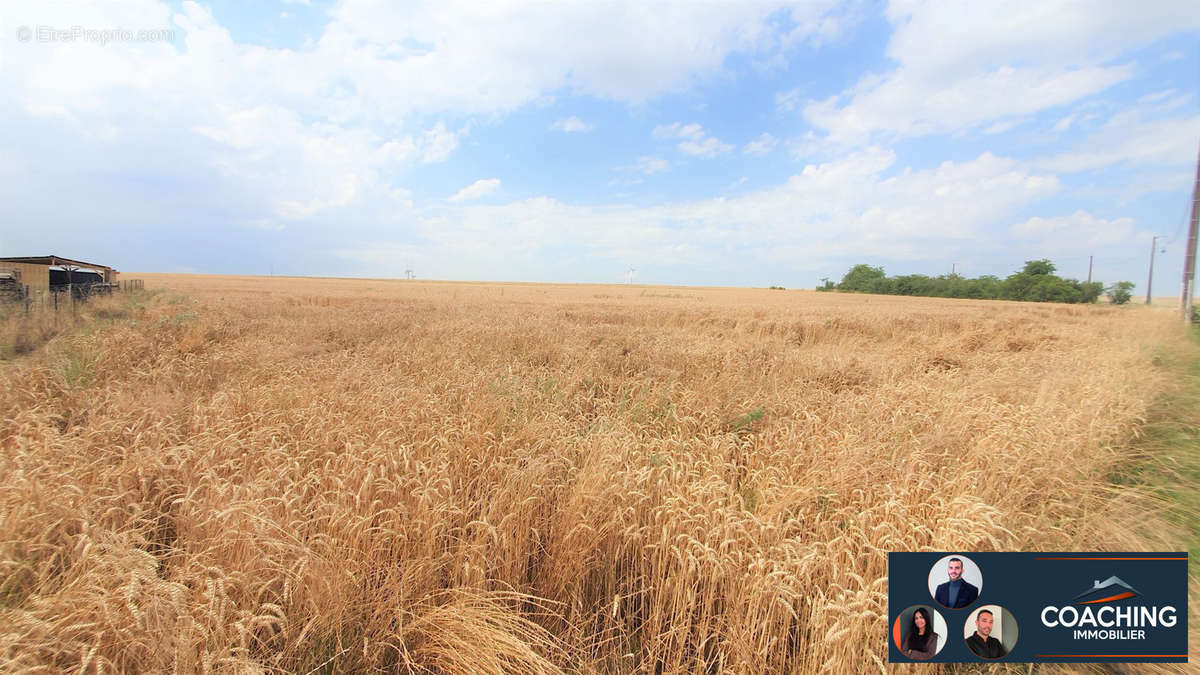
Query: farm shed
0,255,119,296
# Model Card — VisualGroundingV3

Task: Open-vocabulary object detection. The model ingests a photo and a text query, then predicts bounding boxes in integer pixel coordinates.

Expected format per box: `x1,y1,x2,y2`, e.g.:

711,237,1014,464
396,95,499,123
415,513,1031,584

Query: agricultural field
0,275,1195,672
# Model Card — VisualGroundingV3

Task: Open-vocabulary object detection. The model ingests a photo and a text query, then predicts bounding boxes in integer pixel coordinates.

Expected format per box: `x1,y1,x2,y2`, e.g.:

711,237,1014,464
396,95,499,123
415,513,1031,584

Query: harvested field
0,275,1193,672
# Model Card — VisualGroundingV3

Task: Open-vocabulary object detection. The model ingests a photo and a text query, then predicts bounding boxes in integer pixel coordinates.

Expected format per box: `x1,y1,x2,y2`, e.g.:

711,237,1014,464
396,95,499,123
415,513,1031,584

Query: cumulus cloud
631,156,670,174
654,122,732,157
315,0,847,114
775,88,804,112
743,133,777,156
0,0,1178,284
653,122,705,140
0,0,846,241
551,116,593,132
799,1,1200,144
679,138,734,158
449,178,501,202
338,149,1071,280
420,123,462,163
1052,114,1077,133
610,156,670,186
1010,210,1137,248
805,64,1132,144
1037,112,1200,173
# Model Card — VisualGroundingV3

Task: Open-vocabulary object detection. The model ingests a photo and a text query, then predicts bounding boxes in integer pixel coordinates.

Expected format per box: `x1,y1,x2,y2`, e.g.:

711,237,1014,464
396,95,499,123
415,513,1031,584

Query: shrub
1108,281,1135,305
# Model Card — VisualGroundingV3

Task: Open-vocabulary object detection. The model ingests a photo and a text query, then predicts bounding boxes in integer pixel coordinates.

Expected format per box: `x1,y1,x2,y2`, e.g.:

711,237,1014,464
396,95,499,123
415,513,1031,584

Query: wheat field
0,274,1194,673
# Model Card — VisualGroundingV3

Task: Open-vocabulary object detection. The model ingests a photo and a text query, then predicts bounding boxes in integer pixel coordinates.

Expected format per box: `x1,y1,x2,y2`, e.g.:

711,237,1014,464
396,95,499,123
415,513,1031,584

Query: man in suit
934,557,979,608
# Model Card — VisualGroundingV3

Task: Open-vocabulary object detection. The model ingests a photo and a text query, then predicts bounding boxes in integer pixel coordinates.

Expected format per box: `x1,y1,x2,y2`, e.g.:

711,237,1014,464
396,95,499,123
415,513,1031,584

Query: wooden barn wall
0,263,51,295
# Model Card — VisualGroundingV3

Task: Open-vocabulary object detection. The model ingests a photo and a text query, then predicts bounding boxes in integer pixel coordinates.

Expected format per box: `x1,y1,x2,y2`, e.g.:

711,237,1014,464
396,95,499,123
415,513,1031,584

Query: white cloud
1010,210,1136,248
313,0,847,115
449,178,501,202
0,1,843,214
0,0,1179,285
679,137,734,158
0,0,852,246
776,88,804,112
191,103,417,221
420,122,461,163
882,1,1197,74
743,132,778,156
1038,112,1200,173
785,130,841,161
610,156,670,185
654,122,732,158
630,156,670,174
1052,114,1076,133
244,218,286,231
799,1,1200,144
983,119,1023,135
1137,89,1185,107
337,149,1069,279
1072,169,1195,207
551,116,593,132
805,64,1132,143
653,122,705,141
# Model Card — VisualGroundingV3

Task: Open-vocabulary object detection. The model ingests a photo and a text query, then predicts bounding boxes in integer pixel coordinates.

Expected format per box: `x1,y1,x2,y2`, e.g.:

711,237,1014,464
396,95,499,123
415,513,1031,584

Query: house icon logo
1071,576,1139,605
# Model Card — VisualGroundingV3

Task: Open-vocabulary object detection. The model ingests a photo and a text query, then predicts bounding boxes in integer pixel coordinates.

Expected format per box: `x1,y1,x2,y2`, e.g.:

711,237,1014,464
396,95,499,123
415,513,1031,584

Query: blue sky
1,1,1198,291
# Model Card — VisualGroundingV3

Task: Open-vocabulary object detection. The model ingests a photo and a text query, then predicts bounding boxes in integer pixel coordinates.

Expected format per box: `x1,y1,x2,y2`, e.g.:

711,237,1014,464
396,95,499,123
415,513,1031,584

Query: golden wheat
0,275,1194,673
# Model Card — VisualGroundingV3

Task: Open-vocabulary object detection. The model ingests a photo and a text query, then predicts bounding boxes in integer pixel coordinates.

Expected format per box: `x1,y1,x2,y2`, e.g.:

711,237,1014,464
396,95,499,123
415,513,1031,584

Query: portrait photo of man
930,556,980,609
964,607,1012,659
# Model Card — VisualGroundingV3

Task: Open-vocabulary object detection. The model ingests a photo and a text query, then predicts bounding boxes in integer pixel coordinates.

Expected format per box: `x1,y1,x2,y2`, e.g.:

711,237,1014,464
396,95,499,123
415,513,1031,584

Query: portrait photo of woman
900,607,939,660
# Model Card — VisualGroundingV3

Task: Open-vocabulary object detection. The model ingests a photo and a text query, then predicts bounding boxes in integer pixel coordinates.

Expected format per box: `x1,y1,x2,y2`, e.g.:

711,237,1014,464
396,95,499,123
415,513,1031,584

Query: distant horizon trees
818,260,1128,304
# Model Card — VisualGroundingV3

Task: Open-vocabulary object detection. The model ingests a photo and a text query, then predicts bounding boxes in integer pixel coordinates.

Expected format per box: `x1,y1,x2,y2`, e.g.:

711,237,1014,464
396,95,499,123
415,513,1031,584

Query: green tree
1107,281,1135,305
967,275,1003,299
838,264,886,292
1025,275,1082,303
1001,270,1036,300
1022,259,1056,275
892,274,932,296
826,261,1102,304
1075,281,1104,304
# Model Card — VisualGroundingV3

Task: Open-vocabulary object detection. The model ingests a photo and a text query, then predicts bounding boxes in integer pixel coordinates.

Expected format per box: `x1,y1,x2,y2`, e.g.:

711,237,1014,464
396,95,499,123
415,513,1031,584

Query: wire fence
1,279,145,316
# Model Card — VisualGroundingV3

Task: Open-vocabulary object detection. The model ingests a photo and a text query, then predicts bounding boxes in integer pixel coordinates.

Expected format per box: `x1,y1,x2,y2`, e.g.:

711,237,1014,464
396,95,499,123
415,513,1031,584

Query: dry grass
0,274,1194,672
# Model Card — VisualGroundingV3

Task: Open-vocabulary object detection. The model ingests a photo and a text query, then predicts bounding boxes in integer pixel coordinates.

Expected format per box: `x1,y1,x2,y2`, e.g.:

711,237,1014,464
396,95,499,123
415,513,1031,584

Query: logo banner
887,552,1188,663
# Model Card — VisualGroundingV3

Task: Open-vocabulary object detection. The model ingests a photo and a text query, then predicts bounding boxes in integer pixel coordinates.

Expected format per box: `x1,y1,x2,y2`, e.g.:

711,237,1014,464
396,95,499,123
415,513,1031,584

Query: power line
1163,198,1192,246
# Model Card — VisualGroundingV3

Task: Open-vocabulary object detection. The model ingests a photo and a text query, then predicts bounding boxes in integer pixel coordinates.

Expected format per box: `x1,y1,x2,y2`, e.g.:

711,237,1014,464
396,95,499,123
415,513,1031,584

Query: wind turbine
626,267,637,285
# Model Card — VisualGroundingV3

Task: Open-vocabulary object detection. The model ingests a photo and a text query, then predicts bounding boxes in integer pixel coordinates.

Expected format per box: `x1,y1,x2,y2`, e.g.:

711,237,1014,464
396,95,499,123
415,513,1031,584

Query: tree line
817,260,1135,304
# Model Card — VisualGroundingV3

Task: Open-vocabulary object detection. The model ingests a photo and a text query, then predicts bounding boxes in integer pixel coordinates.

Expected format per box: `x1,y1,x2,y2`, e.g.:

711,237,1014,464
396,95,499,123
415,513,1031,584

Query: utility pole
951,263,957,276
1183,142,1200,323
1146,238,1157,305
1087,255,1093,284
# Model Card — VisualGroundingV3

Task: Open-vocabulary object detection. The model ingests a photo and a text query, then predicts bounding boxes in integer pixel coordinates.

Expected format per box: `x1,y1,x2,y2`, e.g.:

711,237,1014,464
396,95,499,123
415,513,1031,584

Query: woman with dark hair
902,607,938,659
